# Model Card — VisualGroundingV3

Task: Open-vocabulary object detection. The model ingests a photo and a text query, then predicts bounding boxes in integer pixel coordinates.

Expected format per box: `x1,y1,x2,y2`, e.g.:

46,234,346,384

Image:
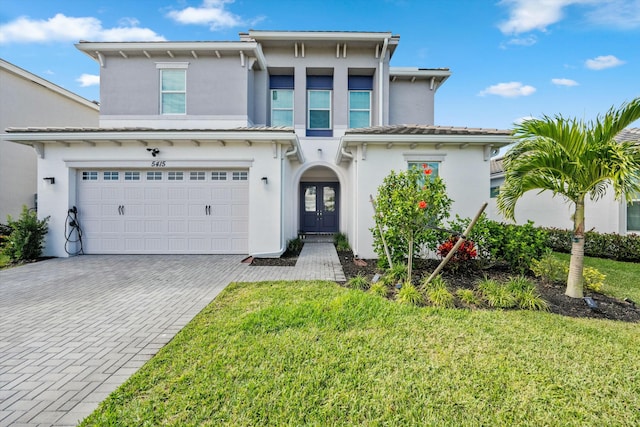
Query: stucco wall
487,186,625,234
99,56,250,128
352,144,492,258
0,66,98,220
389,80,435,125
36,141,285,257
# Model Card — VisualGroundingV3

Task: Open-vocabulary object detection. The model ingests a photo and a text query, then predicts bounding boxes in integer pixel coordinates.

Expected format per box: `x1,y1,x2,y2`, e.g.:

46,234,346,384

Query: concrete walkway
0,243,344,426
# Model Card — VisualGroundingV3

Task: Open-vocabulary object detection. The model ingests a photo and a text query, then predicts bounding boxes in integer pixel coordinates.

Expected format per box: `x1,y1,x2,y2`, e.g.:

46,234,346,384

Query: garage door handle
118,205,124,215
205,205,211,215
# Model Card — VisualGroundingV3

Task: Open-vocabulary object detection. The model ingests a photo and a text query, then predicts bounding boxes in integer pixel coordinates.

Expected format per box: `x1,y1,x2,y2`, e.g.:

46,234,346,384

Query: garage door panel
79,169,249,254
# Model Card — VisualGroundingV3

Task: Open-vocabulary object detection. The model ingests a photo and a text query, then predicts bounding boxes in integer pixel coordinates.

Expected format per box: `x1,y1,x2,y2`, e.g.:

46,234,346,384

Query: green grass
552,252,640,302
81,280,640,426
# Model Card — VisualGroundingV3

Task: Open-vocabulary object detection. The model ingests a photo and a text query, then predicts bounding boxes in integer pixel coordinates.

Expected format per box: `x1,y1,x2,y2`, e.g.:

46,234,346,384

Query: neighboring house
2,31,511,258
488,127,640,234
0,59,99,221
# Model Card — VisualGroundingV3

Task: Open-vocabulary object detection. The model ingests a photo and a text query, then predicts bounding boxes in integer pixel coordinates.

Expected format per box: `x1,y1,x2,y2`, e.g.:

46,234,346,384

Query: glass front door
300,182,339,233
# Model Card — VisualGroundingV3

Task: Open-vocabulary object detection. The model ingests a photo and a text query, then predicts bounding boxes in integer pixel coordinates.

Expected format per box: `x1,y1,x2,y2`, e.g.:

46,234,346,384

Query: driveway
0,255,248,426
0,245,344,426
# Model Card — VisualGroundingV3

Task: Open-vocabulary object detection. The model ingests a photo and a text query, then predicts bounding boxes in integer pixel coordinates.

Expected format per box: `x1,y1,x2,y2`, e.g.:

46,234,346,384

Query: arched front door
300,182,339,233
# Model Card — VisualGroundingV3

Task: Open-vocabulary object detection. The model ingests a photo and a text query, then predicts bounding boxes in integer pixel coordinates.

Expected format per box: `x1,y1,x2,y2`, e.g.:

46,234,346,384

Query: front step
299,233,335,243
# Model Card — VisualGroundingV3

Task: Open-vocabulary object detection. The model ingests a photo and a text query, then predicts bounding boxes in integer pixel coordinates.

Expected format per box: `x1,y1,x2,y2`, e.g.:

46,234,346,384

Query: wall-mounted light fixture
261,177,268,184
43,177,55,184
146,148,160,157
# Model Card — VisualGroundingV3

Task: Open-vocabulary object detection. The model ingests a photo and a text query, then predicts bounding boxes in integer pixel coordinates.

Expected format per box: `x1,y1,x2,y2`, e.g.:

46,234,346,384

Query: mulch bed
250,246,640,323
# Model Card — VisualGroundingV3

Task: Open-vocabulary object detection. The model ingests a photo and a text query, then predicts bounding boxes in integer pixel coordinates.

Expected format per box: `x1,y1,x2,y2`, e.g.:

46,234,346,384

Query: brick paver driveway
0,255,247,426
0,244,344,426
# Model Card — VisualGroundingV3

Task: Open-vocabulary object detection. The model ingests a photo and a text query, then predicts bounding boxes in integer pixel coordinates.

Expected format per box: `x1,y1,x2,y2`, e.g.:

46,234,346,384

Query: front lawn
81,280,640,426
552,252,640,303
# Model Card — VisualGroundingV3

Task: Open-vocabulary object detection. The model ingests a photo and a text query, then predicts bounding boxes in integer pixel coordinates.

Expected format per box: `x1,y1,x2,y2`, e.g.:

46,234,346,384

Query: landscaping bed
337,250,640,323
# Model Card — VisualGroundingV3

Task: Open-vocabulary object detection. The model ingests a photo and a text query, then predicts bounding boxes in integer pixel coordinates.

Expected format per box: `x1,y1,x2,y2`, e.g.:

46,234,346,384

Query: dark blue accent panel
348,76,373,90
306,75,333,89
270,75,294,89
306,129,333,137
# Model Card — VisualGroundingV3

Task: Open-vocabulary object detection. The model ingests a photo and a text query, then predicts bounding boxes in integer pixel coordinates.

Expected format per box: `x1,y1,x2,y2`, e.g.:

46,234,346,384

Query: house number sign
151,161,167,167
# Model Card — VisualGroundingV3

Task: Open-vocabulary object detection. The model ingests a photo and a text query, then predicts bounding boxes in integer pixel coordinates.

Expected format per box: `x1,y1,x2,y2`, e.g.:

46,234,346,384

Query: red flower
424,168,433,175
418,200,427,209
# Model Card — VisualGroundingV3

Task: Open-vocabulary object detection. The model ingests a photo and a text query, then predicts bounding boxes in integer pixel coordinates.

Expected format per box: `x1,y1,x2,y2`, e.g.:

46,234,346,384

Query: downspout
378,37,389,126
353,144,359,257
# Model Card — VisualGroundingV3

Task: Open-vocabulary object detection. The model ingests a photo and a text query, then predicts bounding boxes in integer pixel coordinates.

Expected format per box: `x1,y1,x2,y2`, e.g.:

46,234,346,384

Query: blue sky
1,0,639,129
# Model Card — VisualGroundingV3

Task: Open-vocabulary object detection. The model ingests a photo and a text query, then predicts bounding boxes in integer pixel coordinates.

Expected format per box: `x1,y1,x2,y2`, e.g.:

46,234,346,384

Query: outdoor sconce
261,177,268,184
146,147,160,157
43,177,55,184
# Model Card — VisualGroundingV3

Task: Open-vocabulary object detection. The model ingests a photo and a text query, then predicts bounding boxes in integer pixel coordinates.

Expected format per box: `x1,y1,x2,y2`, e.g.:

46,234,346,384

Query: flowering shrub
371,164,452,270
437,236,478,262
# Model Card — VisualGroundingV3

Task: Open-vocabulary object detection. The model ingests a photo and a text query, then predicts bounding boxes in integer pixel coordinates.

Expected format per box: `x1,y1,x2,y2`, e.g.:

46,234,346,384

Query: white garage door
77,169,249,254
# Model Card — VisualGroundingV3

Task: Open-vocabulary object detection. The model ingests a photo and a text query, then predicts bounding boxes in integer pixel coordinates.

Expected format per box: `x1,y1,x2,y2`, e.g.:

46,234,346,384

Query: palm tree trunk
566,198,585,298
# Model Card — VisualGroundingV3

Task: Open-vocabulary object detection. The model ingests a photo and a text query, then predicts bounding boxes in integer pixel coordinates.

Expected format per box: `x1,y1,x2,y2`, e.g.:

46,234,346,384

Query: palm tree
497,97,640,298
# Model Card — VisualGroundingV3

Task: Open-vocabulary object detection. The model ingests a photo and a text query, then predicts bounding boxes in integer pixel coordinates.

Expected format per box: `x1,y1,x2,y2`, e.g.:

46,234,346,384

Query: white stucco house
0,59,99,220
2,30,511,259
488,127,640,234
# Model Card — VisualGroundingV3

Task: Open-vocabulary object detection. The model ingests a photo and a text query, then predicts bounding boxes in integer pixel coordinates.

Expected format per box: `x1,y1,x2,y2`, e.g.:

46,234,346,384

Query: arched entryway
299,166,340,234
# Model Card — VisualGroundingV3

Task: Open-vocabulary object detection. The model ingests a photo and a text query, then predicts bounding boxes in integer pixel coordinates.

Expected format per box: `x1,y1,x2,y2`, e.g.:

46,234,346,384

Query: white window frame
307,90,332,130
348,90,372,128
628,192,640,232
157,62,189,115
270,89,294,127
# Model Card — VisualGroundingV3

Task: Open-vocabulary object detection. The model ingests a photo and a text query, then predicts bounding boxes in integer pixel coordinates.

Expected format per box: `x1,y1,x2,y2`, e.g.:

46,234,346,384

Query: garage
77,169,249,254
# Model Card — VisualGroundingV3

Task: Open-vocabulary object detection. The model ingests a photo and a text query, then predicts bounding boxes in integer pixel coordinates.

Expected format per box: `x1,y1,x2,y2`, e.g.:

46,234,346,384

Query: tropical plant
334,233,351,251
497,97,640,297
456,289,480,306
368,282,388,298
396,282,424,306
371,164,452,281
2,206,50,261
346,273,370,290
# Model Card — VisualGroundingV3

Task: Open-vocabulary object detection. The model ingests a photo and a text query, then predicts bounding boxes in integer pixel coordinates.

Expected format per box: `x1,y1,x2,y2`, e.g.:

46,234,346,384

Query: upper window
348,75,373,128
270,75,294,127
160,69,186,115
349,91,371,128
306,75,333,137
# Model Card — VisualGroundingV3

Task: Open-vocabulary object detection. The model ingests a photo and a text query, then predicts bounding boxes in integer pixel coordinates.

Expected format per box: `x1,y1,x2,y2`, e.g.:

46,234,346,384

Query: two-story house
0,59,99,221
3,30,512,259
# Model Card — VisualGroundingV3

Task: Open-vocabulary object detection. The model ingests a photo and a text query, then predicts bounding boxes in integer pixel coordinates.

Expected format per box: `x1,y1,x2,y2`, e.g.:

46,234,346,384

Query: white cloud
166,0,243,30
0,13,165,44
514,116,537,125
551,78,579,86
478,82,537,97
585,55,625,70
585,0,640,29
77,74,100,87
498,0,640,35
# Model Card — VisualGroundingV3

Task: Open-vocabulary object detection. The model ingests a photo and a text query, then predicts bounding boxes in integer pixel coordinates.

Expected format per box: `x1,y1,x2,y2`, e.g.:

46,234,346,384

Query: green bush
421,274,448,290
477,277,517,309
368,282,388,298
334,233,351,252
583,266,606,293
530,251,566,284
287,237,303,254
426,286,455,308
544,227,640,262
371,166,452,266
2,206,49,262
456,289,480,306
346,273,369,290
384,264,408,285
396,282,424,306
449,215,548,273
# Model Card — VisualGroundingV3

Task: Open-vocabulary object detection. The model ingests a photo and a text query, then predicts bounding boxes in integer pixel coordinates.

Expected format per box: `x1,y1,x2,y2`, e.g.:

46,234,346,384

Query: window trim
628,194,640,232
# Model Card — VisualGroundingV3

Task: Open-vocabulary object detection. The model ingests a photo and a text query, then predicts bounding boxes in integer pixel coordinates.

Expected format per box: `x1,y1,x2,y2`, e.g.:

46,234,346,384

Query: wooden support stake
423,202,487,286
370,194,393,268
